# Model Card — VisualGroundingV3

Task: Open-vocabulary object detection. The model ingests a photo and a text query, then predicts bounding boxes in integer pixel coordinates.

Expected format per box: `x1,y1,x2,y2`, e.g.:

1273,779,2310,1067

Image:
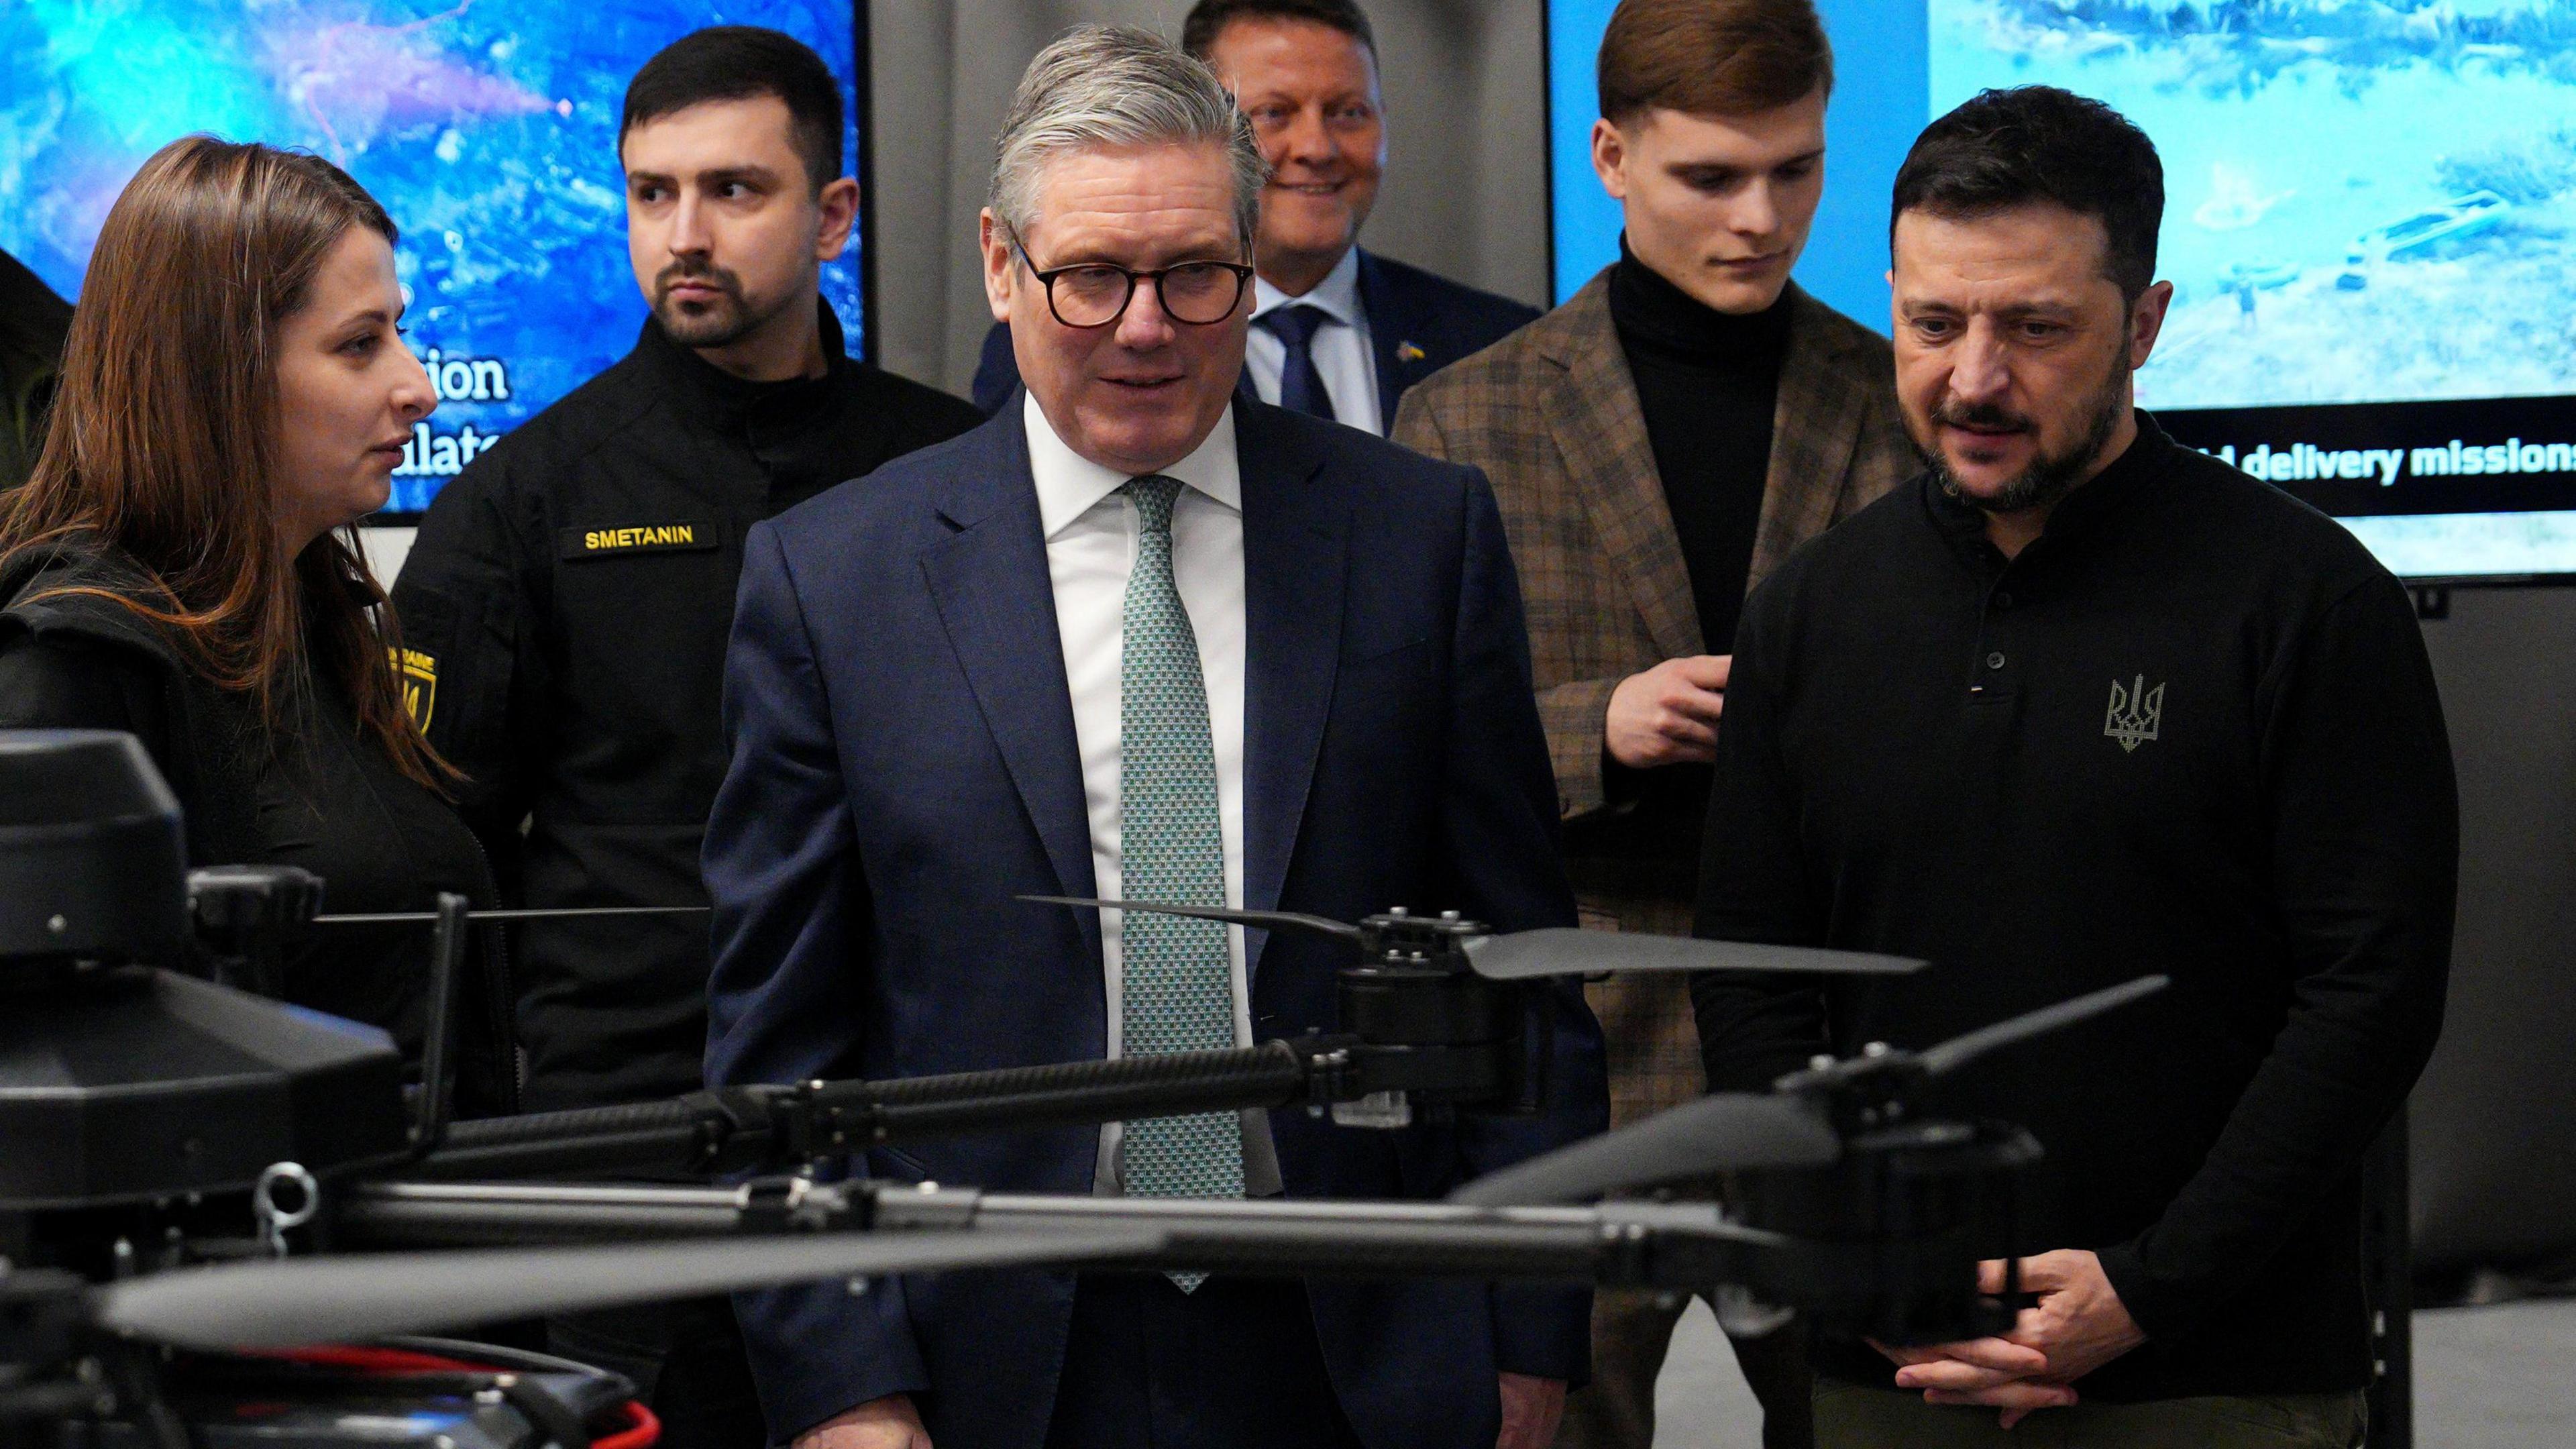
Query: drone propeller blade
93,1228,1161,1352
313,905,712,926
1448,1093,1839,1206
1917,975,2170,1078
1462,930,1925,982
1019,895,1366,947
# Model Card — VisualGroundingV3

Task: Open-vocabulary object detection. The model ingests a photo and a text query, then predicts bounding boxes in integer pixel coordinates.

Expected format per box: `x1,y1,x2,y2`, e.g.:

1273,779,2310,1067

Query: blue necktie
1257,304,1337,421
1116,475,1246,1291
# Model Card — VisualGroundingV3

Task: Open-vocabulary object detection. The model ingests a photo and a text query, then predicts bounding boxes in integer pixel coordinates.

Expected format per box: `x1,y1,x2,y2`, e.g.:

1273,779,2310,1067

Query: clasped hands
1870,1248,2146,1429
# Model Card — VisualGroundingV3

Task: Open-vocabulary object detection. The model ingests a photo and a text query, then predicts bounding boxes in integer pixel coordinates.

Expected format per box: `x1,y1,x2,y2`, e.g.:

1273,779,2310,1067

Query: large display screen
0,0,867,518
1550,0,2576,582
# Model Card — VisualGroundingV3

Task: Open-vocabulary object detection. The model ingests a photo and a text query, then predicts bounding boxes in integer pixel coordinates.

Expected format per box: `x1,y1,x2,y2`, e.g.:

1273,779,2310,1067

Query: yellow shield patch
392,647,438,731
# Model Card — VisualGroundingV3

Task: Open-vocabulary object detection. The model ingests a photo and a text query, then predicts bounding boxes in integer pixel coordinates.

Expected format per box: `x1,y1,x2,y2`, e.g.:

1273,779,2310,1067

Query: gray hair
988,24,1267,254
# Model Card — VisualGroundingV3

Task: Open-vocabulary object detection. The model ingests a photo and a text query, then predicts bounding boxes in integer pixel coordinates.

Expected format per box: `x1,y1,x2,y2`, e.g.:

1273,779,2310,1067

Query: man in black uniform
1693,88,2456,1446
390,27,981,1441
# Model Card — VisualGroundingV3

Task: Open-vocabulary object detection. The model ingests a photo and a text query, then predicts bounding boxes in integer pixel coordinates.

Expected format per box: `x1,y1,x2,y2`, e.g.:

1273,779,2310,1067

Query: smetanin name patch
559,521,720,559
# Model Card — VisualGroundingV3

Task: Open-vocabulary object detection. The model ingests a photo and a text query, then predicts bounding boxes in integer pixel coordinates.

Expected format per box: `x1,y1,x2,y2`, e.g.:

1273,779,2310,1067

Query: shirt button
1986,651,2007,670
1993,591,2014,609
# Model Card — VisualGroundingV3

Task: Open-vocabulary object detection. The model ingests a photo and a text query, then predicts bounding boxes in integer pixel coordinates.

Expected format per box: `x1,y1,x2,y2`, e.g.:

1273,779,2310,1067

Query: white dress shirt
1245,246,1382,435
1022,392,1283,1196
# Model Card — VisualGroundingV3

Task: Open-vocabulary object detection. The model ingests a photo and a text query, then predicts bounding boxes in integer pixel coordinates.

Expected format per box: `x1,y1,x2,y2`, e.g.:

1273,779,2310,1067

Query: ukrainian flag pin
1397,341,1426,364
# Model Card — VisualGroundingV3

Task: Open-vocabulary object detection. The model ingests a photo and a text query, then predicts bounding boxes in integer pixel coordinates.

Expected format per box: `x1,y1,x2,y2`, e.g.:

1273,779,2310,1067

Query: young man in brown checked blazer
1393,1,1915,1444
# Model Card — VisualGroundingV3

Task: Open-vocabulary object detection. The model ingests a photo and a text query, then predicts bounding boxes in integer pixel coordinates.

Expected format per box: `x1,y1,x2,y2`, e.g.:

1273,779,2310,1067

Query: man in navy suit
704,25,1606,1449
968,0,1540,428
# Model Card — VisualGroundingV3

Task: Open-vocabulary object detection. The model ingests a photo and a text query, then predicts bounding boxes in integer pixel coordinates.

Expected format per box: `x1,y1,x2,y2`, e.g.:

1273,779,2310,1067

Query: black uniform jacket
391,307,982,1111
1693,417,2457,1401
0,535,517,1114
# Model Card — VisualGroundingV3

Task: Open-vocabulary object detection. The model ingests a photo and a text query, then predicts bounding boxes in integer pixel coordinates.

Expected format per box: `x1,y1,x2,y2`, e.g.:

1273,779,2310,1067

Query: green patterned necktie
1116,474,1245,1291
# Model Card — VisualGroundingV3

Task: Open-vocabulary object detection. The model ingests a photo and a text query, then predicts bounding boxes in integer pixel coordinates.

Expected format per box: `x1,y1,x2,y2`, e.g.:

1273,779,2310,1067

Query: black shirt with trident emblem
1691,413,2457,1400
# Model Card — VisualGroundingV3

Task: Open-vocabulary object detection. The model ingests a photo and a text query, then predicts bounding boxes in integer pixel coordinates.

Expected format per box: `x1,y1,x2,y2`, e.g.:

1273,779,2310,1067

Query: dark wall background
2414,586,2576,1273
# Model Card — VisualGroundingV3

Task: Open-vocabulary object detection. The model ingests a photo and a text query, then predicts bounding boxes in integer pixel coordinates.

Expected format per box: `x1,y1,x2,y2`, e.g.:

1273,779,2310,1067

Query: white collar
1024,392,1243,541
1252,246,1363,329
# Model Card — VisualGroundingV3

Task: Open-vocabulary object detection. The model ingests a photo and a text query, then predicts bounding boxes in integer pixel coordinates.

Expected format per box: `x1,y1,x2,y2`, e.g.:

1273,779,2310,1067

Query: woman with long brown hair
0,136,513,1113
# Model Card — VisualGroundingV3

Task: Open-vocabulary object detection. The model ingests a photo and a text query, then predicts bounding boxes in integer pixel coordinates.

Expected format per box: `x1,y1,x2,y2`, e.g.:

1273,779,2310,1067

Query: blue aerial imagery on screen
0,0,864,515
1931,0,2576,414
1554,0,2576,413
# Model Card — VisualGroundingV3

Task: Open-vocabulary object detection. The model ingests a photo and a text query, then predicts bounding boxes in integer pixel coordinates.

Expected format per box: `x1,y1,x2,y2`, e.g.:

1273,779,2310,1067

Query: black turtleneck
1608,239,1794,655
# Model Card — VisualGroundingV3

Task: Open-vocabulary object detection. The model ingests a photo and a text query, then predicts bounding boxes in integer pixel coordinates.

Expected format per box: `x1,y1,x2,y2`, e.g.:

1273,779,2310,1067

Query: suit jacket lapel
1749,288,1870,593
1535,276,1702,659
918,415,1099,944
1356,250,1420,416
1236,404,1344,936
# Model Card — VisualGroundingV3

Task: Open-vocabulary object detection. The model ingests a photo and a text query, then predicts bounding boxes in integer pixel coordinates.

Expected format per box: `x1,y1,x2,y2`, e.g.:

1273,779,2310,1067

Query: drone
0,729,2163,1448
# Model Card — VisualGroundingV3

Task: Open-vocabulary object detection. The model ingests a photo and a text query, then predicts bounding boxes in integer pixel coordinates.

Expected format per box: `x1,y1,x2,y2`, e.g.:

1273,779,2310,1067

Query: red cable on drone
264,1345,486,1375
593,1400,663,1449
254,1345,662,1449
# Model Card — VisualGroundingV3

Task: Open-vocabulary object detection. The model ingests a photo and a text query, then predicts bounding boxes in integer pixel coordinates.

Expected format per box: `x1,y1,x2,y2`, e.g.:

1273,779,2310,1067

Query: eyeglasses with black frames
1014,244,1256,329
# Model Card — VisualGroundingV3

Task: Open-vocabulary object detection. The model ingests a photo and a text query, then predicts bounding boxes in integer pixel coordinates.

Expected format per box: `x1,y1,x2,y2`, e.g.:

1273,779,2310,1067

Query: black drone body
0,735,411,1216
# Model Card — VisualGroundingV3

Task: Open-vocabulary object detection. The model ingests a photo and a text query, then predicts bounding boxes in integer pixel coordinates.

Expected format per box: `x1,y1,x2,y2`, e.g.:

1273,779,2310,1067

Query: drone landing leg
407,894,471,1160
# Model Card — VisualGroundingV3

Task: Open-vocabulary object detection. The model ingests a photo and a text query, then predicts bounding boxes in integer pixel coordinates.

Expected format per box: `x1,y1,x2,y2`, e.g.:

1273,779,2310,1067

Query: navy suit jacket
970,250,1542,418
703,398,1607,1449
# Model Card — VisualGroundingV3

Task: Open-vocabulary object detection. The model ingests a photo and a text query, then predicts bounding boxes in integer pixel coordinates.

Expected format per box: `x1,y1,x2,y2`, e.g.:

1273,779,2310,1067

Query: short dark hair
1597,0,1833,124
1891,86,2163,301
621,27,843,191
1181,0,1377,63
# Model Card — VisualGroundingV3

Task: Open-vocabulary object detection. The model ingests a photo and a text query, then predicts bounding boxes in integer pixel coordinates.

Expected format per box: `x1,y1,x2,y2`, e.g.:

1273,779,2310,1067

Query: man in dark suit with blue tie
968,0,1540,429
704,25,1607,1449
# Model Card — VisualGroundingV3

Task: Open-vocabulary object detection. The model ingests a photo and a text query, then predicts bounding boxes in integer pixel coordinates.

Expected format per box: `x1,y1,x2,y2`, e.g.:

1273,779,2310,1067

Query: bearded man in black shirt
390,26,980,1448
1693,87,2457,1446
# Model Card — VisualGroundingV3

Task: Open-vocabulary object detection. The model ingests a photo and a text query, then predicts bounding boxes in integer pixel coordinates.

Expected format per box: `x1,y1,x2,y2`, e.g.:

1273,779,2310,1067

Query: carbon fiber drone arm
321,1178,2022,1350
403,1039,1352,1181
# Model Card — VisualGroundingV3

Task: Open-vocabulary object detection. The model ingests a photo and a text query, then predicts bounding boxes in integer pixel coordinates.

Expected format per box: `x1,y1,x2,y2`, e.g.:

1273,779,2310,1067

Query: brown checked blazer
1393,269,1917,1124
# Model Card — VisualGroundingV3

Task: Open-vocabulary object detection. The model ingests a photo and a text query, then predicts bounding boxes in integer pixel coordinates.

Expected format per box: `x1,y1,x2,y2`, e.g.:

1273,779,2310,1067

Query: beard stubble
1919,347,2133,517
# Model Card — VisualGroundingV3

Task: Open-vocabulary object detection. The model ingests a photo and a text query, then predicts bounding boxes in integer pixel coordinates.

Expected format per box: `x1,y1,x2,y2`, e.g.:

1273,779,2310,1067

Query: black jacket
391,307,983,1111
0,536,517,1112
1693,418,2457,1399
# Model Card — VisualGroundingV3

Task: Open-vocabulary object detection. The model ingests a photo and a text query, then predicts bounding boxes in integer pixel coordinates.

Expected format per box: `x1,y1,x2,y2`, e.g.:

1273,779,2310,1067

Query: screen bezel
2158,398,2576,589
